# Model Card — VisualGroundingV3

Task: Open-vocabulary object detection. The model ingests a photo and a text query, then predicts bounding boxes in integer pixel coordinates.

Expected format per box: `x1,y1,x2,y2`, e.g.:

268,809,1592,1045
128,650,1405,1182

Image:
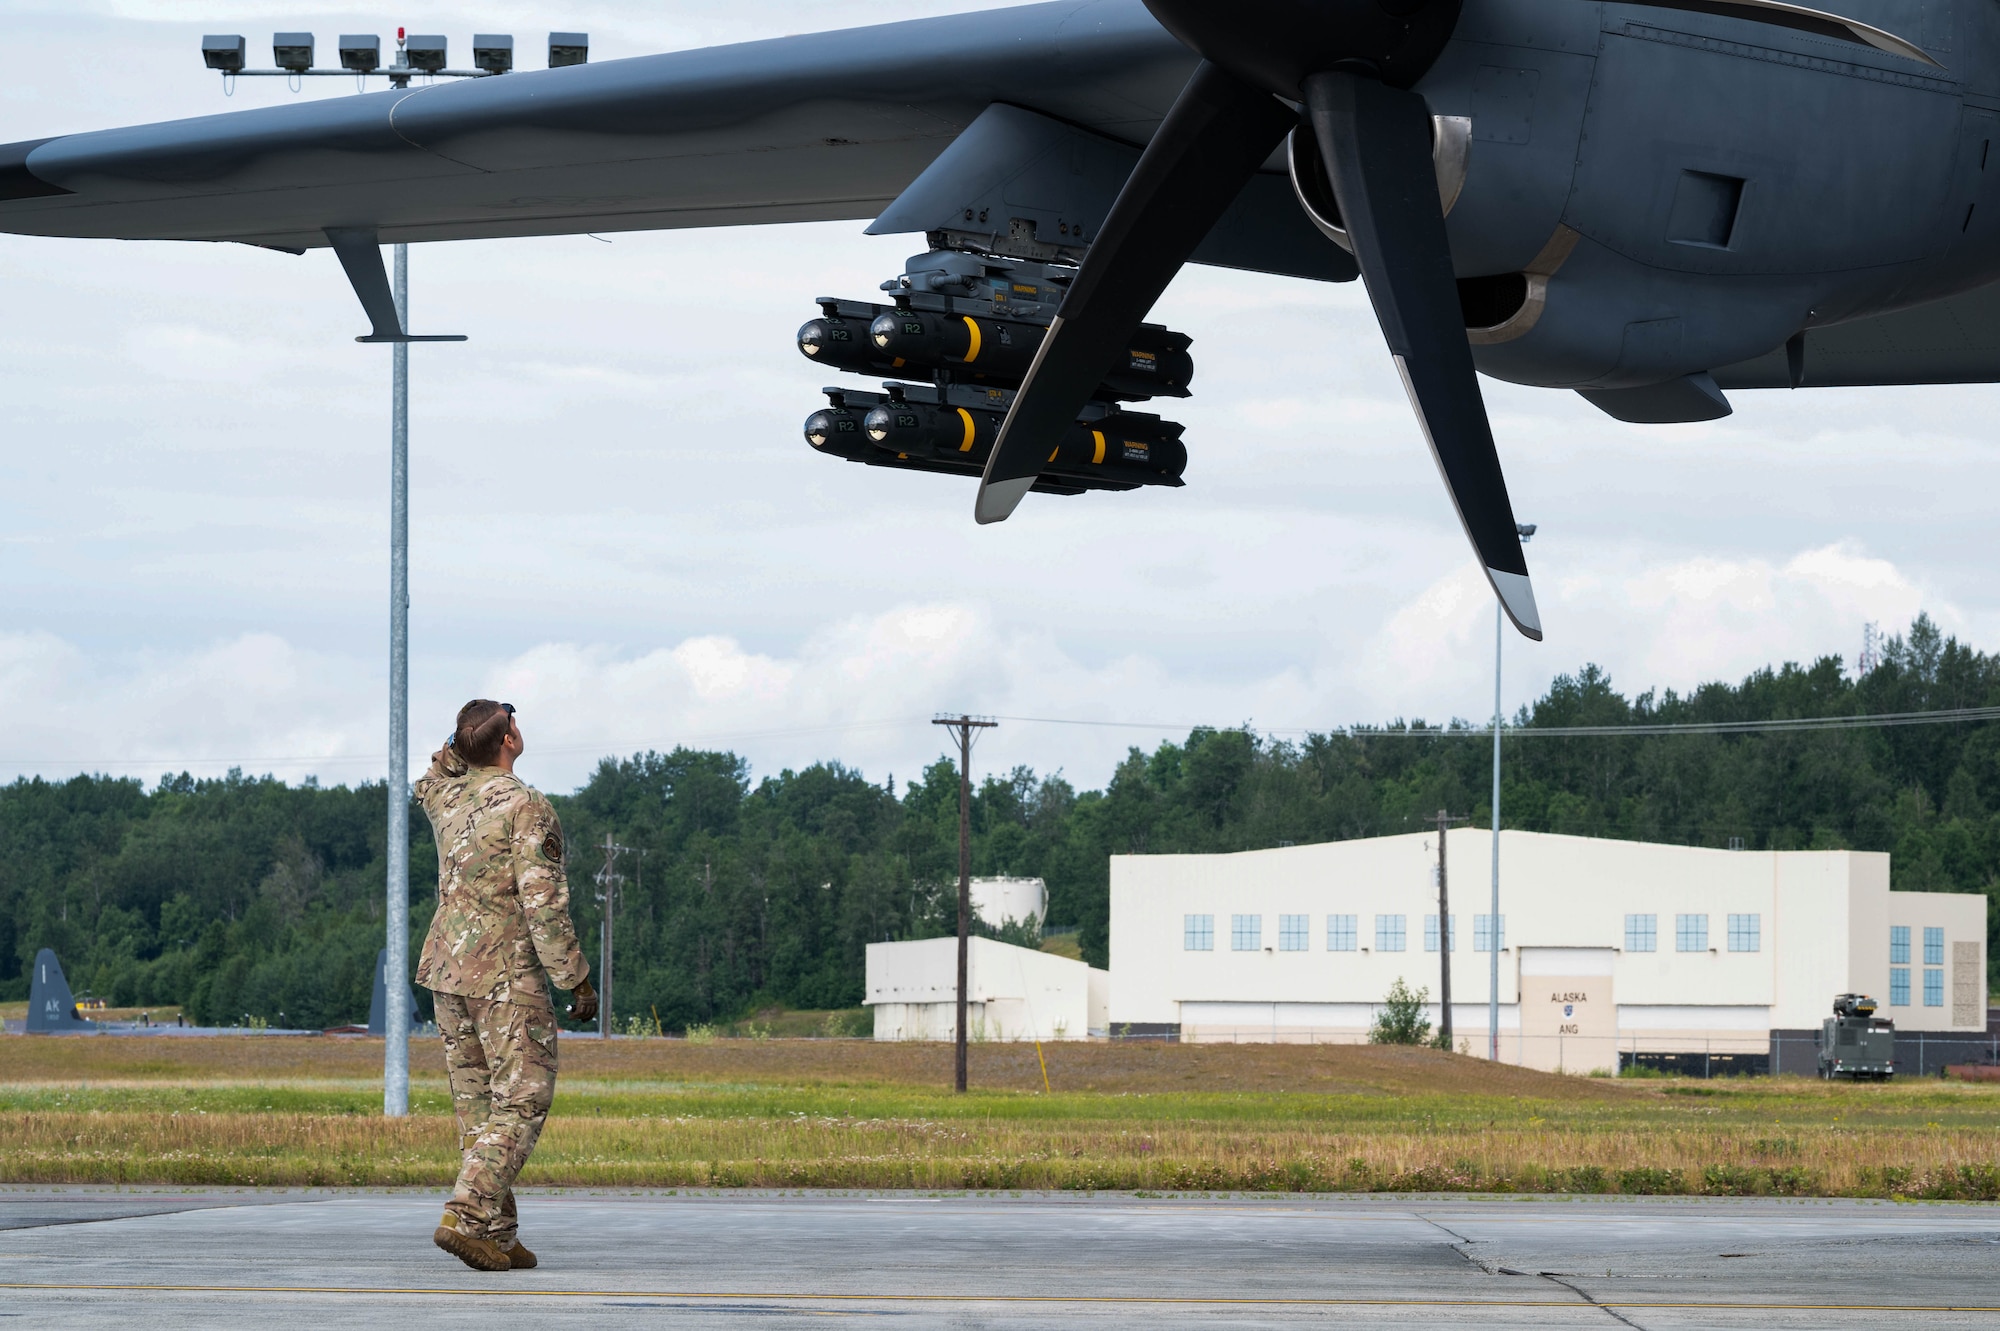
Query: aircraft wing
1714,281,2000,388
0,2,1198,253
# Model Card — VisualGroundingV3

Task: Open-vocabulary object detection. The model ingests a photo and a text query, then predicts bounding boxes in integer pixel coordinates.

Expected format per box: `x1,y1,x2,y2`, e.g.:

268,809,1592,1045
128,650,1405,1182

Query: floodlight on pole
201,35,245,72
272,33,314,73
1488,521,1535,1063
473,36,515,75
338,35,381,74
405,35,448,74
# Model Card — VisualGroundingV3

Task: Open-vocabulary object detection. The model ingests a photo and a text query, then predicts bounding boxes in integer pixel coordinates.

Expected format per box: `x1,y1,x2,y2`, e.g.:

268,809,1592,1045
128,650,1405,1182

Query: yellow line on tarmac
0,1283,1993,1311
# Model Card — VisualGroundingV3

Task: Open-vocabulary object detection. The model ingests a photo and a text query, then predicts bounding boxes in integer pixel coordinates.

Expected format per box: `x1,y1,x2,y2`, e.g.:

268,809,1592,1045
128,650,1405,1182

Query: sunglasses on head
501,703,515,716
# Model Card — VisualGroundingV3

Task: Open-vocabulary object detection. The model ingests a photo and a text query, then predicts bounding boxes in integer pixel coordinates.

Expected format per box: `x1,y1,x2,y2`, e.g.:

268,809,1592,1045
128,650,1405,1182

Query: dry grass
0,1033,1628,1097
3,1035,1997,1199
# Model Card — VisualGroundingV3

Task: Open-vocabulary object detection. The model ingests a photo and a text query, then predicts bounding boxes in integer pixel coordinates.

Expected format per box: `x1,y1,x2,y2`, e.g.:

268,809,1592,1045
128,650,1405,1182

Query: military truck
1819,993,1896,1080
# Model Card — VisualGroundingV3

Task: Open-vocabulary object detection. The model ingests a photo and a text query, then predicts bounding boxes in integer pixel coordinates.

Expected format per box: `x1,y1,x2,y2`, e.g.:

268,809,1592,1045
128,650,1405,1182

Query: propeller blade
1305,70,1542,641
974,61,1295,525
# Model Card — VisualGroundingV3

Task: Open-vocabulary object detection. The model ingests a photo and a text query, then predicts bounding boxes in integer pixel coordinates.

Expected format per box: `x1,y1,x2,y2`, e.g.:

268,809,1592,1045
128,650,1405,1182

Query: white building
866,936,1108,1041
1110,830,1988,1073
971,876,1047,929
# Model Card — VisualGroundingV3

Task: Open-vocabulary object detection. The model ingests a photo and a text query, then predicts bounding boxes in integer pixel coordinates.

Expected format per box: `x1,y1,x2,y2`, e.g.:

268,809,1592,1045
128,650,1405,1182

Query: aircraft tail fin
27,948,92,1033
367,948,420,1035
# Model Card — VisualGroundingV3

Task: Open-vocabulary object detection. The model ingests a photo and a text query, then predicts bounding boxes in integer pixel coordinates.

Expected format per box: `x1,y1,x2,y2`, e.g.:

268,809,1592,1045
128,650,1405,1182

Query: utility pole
594,834,636,1038
1435,809,1469,1049
1491,522,1534,1063
383,244,411,1118
933,714,996,1092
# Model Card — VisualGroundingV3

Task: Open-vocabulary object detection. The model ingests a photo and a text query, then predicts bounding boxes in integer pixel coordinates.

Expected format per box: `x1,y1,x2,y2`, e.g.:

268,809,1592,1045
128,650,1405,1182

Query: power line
991,704,2000,740
1462,704,2000,738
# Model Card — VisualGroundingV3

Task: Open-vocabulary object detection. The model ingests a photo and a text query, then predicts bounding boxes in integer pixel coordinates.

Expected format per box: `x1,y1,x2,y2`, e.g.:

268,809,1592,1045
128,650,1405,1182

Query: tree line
3,615,1994,1029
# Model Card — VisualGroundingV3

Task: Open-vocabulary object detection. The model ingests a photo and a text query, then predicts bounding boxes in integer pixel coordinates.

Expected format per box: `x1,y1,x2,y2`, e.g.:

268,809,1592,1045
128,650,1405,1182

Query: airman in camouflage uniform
415,699,593,1272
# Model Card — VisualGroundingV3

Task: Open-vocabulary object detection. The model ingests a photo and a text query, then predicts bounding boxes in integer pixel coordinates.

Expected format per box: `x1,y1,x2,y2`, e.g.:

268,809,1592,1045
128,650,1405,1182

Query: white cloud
0,631,376,778
0,538,1953,792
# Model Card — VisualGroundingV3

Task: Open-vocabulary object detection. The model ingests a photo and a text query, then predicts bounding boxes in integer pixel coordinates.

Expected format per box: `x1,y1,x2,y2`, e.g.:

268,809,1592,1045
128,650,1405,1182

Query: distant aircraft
3,0,1995,639
26,948,93,1034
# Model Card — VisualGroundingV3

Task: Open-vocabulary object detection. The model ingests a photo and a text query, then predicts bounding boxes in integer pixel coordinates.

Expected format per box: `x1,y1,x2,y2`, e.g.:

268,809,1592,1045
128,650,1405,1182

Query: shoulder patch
542,829,564,862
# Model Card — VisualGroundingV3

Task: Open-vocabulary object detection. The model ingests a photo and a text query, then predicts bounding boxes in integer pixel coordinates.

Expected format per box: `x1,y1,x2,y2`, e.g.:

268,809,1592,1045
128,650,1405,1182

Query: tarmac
1,1187,1996,1328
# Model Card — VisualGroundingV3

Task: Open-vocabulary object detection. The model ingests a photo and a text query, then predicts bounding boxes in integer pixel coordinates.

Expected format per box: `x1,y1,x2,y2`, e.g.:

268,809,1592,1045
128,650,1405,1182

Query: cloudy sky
0,1,1994,797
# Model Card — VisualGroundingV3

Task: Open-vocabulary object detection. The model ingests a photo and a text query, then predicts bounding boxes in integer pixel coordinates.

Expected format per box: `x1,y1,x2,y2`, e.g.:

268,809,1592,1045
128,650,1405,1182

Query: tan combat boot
503,1239,538,1269
434,1212,512,1271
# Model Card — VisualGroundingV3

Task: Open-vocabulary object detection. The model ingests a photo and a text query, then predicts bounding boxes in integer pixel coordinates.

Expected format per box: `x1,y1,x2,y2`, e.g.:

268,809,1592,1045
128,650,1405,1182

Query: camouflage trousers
432,990,559,1246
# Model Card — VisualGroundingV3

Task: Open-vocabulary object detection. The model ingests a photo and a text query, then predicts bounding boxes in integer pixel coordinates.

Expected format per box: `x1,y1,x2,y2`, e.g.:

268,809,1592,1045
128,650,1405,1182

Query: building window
1890,925,1910,965
1625,914,1657,953
1474,914,1506,952
1890,967,1911,1006
1327,914,1357,952
1676,914,1708,952
1925,968,1945,1007
1184,914,1213,951
1727,914,1761,953
1232,914,1262,951
1925,926,1944,966
1279,914,1309,951
1424,914,1456,952
1376,914,1406,952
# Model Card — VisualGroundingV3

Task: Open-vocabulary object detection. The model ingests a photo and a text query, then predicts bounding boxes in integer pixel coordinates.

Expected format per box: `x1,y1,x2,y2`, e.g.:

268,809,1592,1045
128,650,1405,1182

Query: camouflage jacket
414,749,589,1006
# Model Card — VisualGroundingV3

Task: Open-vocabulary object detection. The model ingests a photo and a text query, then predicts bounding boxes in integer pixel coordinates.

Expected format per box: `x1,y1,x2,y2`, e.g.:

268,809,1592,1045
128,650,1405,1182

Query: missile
859,393,1185,488
803,386,1184,493
802,391,878,462
867,311,1193,400
796,311,896,379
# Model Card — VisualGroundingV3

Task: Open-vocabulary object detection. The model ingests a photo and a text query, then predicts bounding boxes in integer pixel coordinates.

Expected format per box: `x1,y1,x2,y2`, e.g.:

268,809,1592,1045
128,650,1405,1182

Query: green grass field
2,1035,1995,1199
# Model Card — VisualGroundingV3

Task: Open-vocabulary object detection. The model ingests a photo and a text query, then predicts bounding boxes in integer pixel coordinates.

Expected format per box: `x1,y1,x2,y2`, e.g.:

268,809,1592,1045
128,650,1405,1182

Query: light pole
384,246,411,1114
1489,522,1535,1062
201,28,589,1117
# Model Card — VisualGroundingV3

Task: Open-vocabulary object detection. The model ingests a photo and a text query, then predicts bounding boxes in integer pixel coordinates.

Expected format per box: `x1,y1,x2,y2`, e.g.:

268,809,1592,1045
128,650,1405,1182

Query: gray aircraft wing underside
1715,281,2000,388
0,1,1198,253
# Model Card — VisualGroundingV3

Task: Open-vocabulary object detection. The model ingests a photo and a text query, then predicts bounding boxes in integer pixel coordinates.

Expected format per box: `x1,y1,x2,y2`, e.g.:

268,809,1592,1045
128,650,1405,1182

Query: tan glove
567,980,597,1024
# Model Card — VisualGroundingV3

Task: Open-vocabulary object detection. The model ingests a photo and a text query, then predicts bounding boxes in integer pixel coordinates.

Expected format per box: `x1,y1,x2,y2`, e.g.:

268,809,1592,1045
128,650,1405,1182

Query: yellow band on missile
1091,430,1106,465
961,317,982,363
957,408,976,452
